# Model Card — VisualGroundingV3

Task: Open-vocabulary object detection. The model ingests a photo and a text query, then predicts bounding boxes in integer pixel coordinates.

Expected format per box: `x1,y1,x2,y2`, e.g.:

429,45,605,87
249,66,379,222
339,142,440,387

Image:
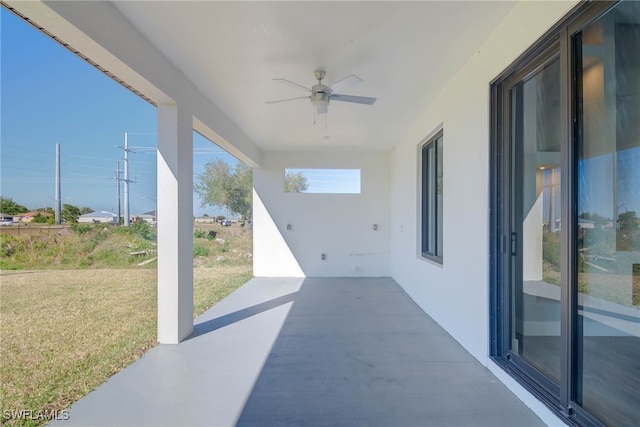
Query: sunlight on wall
253,189,305,277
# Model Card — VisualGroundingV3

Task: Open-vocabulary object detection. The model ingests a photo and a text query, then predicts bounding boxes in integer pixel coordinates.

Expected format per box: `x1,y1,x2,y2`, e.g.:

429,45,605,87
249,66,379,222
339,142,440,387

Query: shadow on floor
189,291,298,339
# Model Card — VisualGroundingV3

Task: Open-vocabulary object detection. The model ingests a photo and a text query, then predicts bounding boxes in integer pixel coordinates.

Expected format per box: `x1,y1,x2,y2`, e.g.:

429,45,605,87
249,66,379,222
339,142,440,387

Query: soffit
113,1,516,151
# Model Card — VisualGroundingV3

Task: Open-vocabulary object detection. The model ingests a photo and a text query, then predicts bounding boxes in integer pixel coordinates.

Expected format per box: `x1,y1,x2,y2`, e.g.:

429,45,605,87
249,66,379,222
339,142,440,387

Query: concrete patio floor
50,277,549,427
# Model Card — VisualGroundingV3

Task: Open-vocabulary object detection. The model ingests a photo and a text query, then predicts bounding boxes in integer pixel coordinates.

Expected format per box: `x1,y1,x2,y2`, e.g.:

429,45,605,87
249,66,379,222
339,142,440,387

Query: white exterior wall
389,1,578,363
254,151,390,277
77,214,118,224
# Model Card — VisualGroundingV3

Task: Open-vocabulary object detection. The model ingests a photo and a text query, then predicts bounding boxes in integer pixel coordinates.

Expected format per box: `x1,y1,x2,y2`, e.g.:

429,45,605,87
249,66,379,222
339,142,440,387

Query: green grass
193,267,254,319
1,270,158,427
1,266,252,427
1,222,252,426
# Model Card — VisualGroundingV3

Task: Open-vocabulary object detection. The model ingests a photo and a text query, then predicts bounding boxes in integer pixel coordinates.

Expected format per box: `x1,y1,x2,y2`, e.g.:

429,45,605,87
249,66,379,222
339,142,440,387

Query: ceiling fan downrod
314,69,326,83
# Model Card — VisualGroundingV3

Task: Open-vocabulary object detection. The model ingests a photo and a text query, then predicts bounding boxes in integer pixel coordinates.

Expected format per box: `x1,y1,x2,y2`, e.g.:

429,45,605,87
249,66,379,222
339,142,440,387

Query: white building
77,211,118,224
135,210,156,225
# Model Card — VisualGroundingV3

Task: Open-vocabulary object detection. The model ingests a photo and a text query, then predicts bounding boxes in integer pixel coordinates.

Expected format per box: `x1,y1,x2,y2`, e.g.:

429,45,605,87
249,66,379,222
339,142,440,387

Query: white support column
157,103,194,344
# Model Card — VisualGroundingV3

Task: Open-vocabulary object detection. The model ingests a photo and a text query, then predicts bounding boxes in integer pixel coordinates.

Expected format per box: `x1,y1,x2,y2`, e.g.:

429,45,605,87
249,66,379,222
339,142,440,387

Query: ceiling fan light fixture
311,92,330,114
314,99,329,115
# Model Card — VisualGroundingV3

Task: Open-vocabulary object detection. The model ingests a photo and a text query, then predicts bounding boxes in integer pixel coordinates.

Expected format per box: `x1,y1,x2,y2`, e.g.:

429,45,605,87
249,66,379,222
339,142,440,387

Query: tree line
2,159,308,224
0,197,93,223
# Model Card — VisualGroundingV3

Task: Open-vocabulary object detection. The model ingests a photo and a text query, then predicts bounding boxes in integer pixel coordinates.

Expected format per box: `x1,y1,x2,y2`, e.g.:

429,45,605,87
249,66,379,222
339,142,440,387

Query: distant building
194,216,215,224
18,212,34,223
78,211,119,224
135,210,156,225
578,217,595,229
17,211,53,223
0,213,13,225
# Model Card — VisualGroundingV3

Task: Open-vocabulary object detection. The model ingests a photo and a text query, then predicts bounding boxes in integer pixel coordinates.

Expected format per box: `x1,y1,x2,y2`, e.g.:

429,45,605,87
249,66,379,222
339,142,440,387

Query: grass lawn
1,259,251,426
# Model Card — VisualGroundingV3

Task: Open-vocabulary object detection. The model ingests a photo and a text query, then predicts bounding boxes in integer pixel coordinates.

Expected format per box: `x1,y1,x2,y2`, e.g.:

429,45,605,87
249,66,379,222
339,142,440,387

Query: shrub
115,222,157,241
132,222,156,241
0,235,22,257
193,244,209,257
194,230,206,239
72,223,92,235
31,213,49,223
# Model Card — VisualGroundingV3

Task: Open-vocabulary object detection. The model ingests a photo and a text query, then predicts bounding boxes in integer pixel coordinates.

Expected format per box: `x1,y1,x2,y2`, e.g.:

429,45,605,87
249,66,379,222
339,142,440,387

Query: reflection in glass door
509,57,562,385
493,2,640,425
575,3,640,425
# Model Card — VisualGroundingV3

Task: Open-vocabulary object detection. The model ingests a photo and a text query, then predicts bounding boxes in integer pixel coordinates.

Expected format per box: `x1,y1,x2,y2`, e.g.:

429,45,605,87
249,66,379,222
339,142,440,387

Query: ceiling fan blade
327,74,362,94
266,96,310,104
273,78,312,93
330,94,376,105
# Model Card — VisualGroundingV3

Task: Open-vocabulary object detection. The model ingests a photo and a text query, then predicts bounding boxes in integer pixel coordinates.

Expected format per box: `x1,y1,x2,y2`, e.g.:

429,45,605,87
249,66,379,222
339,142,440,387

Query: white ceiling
112,1,516,152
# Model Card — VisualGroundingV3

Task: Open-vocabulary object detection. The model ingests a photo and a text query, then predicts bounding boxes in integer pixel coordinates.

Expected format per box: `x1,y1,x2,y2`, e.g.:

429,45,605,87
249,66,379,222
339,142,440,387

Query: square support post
157,103,194,343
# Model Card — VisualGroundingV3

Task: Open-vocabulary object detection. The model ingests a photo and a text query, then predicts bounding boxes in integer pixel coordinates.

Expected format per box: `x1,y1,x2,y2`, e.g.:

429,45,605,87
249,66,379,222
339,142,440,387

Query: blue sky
578,147,640,220
285,169,361,194
1,8,235,217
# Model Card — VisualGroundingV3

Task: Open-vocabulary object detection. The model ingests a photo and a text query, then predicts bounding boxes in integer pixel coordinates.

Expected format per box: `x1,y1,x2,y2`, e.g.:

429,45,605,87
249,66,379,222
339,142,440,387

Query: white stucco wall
389,0,579,364
254,151,390,277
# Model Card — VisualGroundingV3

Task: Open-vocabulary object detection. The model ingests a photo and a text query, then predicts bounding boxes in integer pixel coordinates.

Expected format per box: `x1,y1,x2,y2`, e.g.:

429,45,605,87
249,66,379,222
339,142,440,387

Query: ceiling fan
267,69,376,115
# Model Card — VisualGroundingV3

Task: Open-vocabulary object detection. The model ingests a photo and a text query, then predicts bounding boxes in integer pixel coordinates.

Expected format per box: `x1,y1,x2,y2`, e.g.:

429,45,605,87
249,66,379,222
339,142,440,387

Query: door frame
489,2,617,426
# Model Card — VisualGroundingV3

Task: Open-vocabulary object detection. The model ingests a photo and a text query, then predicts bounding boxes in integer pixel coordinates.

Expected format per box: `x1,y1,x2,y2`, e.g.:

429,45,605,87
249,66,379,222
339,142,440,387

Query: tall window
491,2,640,426
421,130,443,262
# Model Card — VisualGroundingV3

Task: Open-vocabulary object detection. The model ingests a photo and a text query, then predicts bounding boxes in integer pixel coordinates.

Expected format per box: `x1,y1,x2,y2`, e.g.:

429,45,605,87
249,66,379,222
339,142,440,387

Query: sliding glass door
508,55,562,389
492,2,640,426
574,3,640,425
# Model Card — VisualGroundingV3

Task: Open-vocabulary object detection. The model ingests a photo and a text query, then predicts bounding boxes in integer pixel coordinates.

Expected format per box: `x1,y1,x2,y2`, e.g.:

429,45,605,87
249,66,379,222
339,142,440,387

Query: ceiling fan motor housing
267,69,375,112
311,90,330,102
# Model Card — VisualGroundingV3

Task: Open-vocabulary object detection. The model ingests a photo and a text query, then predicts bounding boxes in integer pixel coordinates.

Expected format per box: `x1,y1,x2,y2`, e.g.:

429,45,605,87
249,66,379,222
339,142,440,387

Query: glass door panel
510,57,562,384
575,3,640,425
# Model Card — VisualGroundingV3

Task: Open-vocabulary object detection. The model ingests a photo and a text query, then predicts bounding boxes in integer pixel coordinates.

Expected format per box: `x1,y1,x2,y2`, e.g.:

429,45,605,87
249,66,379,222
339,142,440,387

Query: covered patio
5,0,597,425
50,277,546,427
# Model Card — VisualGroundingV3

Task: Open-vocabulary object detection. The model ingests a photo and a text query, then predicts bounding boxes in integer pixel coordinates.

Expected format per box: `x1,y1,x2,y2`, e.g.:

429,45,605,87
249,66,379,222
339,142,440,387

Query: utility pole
117,133,137,226
115,161,121,224
124,132,130,226
54,144,61,224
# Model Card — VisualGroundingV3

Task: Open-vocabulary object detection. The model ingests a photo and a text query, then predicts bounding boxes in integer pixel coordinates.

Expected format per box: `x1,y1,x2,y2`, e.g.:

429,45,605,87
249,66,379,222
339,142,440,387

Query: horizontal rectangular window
284,169,361,194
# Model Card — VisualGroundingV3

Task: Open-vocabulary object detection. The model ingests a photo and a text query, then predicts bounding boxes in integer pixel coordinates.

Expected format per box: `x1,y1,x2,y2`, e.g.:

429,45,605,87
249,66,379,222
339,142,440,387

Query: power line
66,163,115,171
0,165,52,173
1,144,63,155
1,154,51,164
68,154,118,162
